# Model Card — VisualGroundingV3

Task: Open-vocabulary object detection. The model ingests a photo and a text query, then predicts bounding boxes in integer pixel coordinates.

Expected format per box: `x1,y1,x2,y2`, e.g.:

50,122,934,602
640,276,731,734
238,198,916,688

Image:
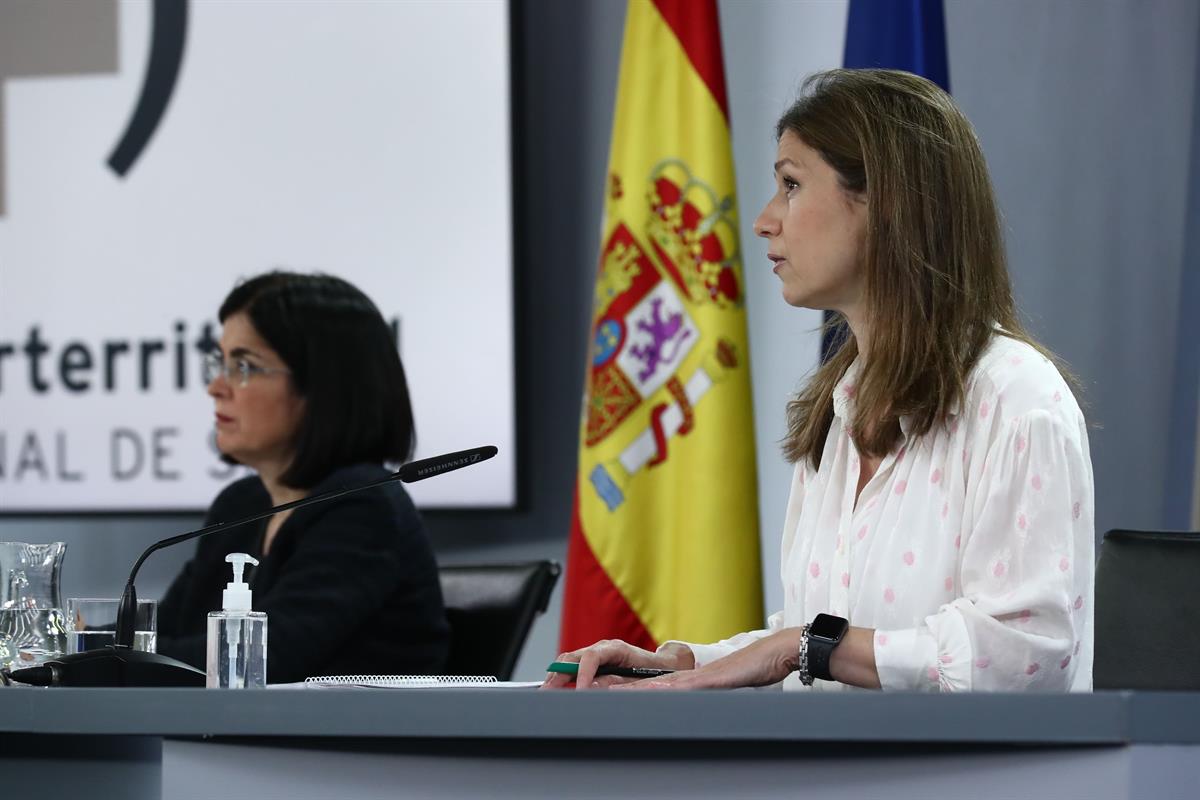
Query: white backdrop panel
0,0,514,511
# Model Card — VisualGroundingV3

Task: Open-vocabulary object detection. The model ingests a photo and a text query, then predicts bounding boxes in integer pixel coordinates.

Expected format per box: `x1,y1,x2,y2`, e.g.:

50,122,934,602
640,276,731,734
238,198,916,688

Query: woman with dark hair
547,69,1094,693
157,271,449,682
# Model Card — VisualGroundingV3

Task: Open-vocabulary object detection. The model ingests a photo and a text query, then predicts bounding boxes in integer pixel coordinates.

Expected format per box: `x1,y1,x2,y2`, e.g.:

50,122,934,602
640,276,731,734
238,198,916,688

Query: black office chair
438,560,561,681
1094,529,1200,690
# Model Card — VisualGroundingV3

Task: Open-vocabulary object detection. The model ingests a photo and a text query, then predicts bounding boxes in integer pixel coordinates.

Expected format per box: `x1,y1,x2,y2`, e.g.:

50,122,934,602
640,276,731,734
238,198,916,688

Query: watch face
809,613,849,643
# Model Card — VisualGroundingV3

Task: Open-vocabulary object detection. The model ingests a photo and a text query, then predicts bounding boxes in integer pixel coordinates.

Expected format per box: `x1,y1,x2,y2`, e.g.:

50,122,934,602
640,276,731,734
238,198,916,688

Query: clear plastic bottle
206,553,267,688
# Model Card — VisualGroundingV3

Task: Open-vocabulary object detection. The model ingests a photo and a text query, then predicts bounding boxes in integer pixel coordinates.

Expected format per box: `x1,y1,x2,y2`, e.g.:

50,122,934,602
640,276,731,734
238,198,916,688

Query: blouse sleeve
659,612,783,667
873,408,1094,692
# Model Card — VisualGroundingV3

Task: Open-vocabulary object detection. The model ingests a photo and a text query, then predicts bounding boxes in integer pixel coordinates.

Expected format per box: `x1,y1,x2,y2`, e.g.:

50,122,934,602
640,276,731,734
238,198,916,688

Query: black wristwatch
801,613,849,684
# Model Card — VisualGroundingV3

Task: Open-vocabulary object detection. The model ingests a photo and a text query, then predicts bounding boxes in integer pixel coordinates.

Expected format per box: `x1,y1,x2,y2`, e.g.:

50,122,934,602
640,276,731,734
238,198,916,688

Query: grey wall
944,0,1200,539
3,0,1199,681
1165,2,1200,529
720,0,848,616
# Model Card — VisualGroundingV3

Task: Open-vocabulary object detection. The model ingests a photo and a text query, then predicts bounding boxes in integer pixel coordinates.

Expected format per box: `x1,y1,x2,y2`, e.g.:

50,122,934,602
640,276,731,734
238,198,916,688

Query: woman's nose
753,199,780,239
207,373,230,398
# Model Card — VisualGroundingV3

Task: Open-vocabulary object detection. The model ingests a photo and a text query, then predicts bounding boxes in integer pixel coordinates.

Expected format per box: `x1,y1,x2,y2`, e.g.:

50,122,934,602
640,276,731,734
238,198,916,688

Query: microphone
7,445,498,687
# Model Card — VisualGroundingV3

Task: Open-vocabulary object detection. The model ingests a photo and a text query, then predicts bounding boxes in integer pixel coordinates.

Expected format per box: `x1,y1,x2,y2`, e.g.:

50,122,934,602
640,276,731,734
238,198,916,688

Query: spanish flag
560,0,762,652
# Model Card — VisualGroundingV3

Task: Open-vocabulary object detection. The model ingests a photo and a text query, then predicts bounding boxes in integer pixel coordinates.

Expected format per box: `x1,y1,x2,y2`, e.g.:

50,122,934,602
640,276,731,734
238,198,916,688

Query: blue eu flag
843,0,950,92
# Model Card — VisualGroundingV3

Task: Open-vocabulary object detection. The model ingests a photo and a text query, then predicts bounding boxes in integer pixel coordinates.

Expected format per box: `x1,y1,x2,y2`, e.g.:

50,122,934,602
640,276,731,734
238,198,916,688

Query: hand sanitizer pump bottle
206,553,268,688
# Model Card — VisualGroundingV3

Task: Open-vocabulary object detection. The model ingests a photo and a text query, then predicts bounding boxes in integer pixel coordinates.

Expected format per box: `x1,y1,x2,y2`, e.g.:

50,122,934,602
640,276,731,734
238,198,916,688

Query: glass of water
66,598,157,654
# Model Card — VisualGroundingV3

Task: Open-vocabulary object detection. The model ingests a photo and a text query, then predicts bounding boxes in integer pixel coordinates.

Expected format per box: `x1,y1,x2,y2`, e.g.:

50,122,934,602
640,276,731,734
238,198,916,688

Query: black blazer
157,464,449,683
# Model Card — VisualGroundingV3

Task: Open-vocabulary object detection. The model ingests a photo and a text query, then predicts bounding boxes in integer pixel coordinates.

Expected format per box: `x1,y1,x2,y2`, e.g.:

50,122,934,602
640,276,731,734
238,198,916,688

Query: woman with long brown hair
546,69,1094,693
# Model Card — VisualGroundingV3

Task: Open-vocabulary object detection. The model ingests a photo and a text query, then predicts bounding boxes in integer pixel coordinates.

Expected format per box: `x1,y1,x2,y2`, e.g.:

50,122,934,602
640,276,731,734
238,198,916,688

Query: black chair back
438,560,561,681
1094,529,1200,690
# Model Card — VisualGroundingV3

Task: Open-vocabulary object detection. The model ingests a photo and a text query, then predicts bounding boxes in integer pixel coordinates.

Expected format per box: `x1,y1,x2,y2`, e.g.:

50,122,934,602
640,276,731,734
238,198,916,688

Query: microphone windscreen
397,445,498,483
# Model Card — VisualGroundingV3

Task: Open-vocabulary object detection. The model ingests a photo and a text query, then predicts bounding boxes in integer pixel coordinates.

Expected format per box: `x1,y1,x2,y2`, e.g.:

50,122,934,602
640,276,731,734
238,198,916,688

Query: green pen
546,661,675,679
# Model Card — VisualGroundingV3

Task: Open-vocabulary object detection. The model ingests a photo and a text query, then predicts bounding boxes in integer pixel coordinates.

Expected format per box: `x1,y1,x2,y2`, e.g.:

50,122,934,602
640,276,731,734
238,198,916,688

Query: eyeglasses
203,351,290,388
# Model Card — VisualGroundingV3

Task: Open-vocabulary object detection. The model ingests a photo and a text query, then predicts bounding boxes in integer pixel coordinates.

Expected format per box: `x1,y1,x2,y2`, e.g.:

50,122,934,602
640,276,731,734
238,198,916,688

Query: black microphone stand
8,446,497,687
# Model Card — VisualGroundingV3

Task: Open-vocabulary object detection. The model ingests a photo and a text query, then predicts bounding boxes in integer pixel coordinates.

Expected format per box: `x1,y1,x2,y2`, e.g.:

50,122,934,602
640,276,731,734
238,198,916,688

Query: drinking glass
66,598,158,654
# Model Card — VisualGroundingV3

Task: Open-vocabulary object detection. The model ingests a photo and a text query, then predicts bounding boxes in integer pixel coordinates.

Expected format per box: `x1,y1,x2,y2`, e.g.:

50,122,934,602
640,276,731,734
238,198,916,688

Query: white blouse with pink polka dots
676,334,1095,691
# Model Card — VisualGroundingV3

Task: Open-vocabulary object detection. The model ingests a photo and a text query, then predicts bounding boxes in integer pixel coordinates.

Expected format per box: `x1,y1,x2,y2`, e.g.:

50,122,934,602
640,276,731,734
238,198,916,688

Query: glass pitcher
0,542,68,670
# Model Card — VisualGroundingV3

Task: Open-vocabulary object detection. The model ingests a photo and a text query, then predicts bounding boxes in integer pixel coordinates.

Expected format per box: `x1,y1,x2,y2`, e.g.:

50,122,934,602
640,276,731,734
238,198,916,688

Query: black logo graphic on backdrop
0,0,187,215
107,0,188,177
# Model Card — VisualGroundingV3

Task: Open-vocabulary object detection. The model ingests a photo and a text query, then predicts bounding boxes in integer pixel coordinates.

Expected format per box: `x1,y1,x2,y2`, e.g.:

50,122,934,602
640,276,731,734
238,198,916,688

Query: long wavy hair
780,69,1076,468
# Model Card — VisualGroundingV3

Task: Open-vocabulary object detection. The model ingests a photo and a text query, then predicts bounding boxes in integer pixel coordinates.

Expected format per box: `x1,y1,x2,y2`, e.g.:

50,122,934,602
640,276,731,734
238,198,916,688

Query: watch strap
807,632,837,682
797,623,813,686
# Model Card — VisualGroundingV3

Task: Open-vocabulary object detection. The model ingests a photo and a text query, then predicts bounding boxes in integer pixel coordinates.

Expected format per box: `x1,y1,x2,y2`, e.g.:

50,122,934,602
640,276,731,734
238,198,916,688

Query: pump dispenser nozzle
222,553,259,611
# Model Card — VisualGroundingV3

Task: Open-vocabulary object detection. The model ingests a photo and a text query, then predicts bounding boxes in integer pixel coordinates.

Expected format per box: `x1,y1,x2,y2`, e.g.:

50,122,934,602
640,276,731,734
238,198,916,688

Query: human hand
612,628,803,691
541,639,696,690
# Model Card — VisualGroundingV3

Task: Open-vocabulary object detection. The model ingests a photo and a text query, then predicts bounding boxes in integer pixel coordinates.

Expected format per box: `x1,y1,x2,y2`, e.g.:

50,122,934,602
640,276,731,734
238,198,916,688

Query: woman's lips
215,413,234,426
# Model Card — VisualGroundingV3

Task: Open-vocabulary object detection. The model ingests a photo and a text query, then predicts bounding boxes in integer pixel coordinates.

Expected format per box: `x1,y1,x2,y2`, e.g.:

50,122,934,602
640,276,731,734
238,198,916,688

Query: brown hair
780,69,1075,468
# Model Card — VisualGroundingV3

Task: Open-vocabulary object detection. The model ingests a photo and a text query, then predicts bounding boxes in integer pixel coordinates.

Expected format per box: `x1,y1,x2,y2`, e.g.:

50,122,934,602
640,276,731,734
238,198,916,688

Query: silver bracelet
798,623,813,686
